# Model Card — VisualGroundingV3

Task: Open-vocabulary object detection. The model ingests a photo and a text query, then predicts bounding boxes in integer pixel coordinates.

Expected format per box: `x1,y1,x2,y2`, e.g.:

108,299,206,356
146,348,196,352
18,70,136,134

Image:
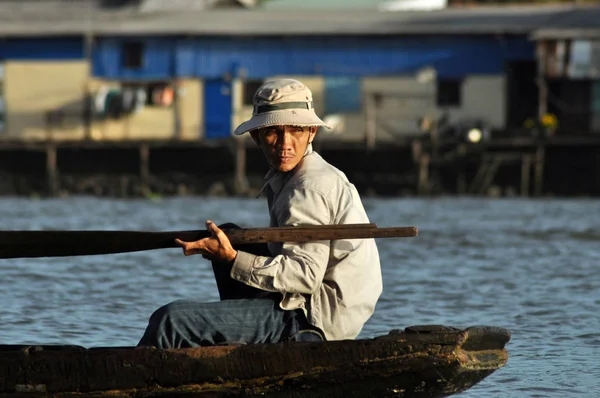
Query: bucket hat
234,79,332,135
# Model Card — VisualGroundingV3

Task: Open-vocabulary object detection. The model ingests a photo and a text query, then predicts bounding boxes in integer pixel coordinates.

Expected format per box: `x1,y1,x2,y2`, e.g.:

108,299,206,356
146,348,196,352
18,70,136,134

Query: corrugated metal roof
139,0,253,11
0,4,597,37
260,0,386,10
260,0,447,11
532,28,600,40
530,7,600,39
0,0,248,19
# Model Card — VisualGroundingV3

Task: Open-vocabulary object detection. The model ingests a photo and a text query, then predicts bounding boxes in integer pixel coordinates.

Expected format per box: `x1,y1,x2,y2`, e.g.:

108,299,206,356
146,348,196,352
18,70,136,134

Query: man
138,79,382,348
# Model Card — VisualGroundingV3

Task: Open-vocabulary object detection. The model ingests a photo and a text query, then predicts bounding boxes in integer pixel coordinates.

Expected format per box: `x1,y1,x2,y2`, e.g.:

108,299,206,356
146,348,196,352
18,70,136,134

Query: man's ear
308,126,318,143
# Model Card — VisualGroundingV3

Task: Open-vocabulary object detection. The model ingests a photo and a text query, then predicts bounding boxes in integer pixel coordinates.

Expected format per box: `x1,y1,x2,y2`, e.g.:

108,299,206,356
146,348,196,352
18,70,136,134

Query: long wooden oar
0,224,418,259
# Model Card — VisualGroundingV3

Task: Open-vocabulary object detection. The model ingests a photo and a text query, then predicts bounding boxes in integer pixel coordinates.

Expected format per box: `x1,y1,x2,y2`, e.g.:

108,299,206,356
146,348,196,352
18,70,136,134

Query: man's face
252,125,316,173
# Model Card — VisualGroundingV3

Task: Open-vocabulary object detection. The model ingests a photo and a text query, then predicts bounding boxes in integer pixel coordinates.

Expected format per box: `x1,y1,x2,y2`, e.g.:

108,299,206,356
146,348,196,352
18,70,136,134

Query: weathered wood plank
0,325,509,397
0,224,418,259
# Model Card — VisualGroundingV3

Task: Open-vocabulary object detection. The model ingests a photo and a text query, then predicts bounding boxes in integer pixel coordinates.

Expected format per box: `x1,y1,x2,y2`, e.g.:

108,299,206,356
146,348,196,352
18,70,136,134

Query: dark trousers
137,223,323,348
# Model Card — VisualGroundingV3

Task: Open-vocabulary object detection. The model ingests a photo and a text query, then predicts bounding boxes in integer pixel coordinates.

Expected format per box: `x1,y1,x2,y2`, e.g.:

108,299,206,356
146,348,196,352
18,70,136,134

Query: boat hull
0,325,510,397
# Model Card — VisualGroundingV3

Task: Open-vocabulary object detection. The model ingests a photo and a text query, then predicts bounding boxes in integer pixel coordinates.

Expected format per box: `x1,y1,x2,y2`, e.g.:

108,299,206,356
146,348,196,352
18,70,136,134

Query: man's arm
231,187,331,295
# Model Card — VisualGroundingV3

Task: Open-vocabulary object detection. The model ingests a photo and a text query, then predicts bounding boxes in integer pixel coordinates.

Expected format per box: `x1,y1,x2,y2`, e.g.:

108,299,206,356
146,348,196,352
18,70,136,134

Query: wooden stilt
534,145,545,196
119,175,129,198
417,154,430,195
46,145,59,197
469,155,503,196
480,155,503,196
456,144,467,195
411,139,422,163
139,144,150,197
468,158,489,195
521,154,532,197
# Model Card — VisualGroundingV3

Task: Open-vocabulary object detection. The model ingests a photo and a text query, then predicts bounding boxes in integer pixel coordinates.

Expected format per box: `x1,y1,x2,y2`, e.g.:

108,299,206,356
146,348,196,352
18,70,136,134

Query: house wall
178,79,203,140
93,38,175,81
94,36,535,80
231,74,506,142
84,78,203,141
3,61,202,141
318,74,506,142
446,75,506,128
0,35,526,141
0,38,84,60
4,61,89,140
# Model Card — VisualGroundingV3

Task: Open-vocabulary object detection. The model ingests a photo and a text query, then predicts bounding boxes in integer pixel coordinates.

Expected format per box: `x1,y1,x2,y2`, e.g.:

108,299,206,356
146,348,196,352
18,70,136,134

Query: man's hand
175,220,238,263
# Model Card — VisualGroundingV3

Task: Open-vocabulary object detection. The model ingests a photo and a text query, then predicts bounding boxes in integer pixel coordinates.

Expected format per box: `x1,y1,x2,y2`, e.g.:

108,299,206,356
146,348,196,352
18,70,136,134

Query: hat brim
234,109,332,135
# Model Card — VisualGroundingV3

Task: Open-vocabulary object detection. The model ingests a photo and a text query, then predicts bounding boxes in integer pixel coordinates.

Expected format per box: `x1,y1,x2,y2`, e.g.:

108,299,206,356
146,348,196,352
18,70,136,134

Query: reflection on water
1,196,599,397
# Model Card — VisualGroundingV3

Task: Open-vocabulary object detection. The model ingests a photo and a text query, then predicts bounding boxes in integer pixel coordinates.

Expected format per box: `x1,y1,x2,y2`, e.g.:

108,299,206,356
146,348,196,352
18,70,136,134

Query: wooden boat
1,226,507,396
0,324,509,398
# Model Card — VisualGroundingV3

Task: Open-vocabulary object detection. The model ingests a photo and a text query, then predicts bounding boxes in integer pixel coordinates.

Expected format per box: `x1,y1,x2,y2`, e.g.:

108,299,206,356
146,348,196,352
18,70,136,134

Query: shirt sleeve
230,187,332,295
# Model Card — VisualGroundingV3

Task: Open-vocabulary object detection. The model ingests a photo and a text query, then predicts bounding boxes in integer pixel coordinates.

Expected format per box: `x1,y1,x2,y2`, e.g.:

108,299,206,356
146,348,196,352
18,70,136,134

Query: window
145,83,174,107
122,42,144,69
436,79,462,107
101,0,141,7
243,80,264,106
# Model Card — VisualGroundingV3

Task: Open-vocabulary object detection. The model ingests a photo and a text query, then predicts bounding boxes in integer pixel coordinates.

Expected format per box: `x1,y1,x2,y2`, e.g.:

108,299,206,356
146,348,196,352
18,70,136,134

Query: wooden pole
480,155,502,196
457,144,467,195
139,143,150,197
411,139,422,163
46,145,59,197
469,157,489,195
521,154,531,197
534,144,545,197
412,139,422,194
417,153,430,195
0,224,417,259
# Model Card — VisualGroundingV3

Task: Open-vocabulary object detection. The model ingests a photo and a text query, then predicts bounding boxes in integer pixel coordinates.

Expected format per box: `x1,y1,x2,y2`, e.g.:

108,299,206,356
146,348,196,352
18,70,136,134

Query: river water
1,196,599,397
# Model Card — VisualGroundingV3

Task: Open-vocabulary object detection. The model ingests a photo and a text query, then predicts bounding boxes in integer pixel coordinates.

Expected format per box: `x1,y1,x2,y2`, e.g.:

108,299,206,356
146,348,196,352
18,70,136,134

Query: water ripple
1,196,599,396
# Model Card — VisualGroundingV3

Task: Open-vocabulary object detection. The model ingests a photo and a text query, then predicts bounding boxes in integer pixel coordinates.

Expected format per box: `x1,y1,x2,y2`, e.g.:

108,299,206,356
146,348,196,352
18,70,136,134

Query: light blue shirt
231,145,382,340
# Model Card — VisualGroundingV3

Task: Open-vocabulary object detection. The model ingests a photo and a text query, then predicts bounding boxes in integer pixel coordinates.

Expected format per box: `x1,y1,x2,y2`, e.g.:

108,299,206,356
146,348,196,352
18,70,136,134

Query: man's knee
148,300,199,327
141,300,213,348
139,301,189,348
149,301,175,323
